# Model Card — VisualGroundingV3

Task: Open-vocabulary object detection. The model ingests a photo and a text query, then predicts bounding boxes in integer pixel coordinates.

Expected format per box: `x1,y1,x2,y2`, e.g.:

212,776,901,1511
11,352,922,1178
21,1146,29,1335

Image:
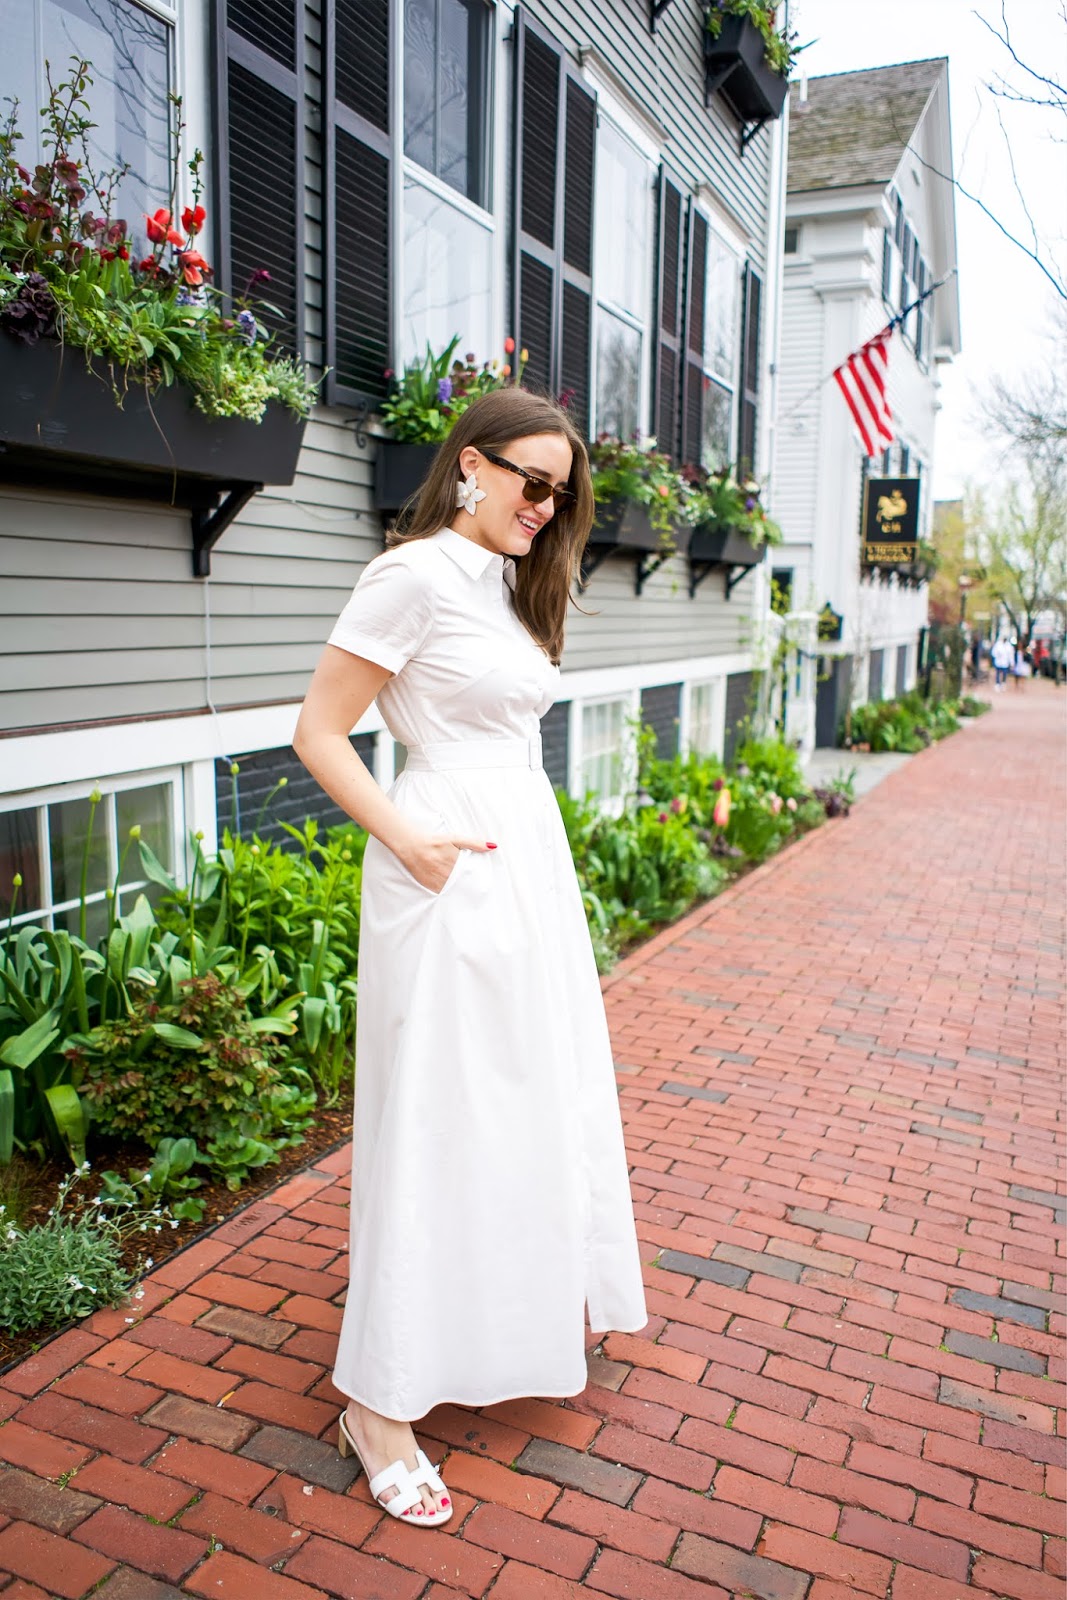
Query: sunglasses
480,449,576,514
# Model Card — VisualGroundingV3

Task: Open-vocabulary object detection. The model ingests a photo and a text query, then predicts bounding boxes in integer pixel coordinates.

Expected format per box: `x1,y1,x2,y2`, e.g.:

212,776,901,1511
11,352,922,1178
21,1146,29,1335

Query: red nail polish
441,1497,450,1507
486,842,497,849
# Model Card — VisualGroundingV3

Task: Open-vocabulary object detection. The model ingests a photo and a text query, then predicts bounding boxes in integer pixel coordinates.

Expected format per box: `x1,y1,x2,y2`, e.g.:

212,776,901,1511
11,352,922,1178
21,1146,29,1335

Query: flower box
373,439,438,512
704,13,789,127
583,499,691,595
688,520,766,599
0,335,306,487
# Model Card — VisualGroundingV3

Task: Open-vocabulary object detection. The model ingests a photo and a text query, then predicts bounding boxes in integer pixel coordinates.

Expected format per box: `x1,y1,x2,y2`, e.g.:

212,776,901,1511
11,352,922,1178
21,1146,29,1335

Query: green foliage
705,0,803,77
379,335,525,443
99,1136,206,1223
0,61,316,420
66,973,312,1189
733,737,807,800
848,693,960,754
958,695,992,718
0,1164,168,1332
588,435,687,540
682,466,783,546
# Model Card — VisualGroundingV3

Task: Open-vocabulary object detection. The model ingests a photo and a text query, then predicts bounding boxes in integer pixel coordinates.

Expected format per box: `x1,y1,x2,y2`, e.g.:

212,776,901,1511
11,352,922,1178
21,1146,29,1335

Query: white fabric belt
404,734,544,772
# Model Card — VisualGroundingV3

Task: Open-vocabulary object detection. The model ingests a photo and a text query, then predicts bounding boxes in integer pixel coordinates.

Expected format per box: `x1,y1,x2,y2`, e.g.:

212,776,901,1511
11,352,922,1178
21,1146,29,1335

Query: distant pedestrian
1012,642,1028,692
969,635,982,685
991,636,1013,691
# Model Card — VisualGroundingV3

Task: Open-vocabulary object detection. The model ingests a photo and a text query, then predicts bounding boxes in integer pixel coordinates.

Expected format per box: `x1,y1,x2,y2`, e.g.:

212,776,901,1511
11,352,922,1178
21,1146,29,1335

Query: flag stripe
833,328,894,454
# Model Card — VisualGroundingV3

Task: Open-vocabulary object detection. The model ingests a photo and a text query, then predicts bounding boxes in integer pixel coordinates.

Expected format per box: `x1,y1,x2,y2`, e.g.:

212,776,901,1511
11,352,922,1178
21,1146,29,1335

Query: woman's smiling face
452,432,574,557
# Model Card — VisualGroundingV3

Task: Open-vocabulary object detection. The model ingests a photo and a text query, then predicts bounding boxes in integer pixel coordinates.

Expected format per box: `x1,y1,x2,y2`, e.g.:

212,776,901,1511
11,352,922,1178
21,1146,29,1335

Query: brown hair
387,389,594,665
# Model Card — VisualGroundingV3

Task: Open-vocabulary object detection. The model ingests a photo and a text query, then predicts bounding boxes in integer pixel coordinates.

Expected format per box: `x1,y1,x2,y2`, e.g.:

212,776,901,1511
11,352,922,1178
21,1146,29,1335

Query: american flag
833,327,894,456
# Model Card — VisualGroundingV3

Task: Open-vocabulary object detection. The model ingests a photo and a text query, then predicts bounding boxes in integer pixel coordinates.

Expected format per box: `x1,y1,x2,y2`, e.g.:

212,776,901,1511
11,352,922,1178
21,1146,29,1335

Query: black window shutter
214,0,304,354
652,169,685,459
681,203,708,469
737,263,762,475
324,0,391,404
512,10,595,436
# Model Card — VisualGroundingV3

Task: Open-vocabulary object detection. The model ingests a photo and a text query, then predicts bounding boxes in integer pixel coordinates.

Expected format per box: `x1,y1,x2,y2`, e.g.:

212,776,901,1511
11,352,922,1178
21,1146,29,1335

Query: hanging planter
582,499,691,595
688,520,766,598
0,337,307,575
373,439,438,513
704,12,789,144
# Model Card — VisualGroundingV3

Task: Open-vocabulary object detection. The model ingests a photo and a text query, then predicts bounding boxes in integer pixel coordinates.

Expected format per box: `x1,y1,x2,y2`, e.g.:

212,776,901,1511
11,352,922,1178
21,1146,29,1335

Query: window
593,119,652,440
783,225,798,255
685,680,725,760
0,774,182,938
7,0,173,253
578,699,628,808
402,176,493,362
404,0,490,206
702,228,742,470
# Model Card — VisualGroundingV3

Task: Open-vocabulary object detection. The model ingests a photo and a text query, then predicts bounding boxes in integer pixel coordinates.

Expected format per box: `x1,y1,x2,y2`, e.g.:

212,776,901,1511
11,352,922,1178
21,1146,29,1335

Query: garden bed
0,1098,353,1374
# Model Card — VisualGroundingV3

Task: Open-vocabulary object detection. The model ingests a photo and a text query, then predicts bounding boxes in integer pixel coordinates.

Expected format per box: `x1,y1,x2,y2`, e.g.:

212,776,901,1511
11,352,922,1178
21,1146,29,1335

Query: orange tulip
712,788,731,829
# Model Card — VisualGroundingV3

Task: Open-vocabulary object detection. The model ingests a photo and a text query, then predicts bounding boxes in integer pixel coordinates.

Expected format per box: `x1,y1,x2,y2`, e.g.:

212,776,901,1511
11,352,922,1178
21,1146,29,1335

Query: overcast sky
789,0,1067,501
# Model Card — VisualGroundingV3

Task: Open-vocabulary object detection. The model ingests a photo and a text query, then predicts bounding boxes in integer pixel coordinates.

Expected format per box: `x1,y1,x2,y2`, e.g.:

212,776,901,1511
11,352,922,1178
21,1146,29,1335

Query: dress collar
432,526,517,591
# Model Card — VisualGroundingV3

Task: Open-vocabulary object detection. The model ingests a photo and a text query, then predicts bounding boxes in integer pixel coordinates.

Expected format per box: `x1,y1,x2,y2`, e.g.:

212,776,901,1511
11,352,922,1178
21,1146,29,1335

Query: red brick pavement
0,683,1064,1598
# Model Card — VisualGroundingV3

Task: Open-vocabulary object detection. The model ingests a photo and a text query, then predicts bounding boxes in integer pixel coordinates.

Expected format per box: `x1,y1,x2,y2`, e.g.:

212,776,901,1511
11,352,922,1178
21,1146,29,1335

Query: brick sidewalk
0,684,1063,1599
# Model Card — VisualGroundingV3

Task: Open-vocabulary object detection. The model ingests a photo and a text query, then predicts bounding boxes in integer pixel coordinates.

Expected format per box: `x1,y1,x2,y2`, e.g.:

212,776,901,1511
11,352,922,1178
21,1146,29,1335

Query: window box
688,520,766,598
373,439,439,513
703,13,789,129
583,499,692,596
0,338,307,574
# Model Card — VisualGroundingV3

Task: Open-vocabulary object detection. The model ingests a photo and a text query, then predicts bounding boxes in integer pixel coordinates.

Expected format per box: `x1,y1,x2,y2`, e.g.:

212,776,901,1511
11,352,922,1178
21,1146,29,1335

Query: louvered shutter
680,203,708,468
512,11,595,436
215,0,304,353
737,263,762,475
324,0,391,404
652,169,685,459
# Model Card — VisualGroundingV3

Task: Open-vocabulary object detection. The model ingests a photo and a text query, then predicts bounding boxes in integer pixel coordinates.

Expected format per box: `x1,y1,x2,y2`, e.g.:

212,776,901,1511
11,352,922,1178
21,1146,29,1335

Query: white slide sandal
337,1410,453,1527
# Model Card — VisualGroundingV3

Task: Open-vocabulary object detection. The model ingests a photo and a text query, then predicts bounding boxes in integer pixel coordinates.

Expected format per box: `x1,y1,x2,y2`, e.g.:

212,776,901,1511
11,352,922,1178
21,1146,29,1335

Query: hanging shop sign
817,603,844,642
861,476,920,565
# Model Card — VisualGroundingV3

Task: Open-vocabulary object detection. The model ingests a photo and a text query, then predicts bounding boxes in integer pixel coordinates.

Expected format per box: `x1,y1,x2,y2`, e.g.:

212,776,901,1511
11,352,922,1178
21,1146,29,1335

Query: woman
293,389,648,1529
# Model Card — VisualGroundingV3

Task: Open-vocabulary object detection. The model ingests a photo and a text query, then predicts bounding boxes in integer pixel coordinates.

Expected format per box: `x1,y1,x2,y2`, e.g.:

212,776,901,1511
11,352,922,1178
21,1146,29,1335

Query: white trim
558,653,752,702
681,676,727,760
0,701,388,800
568,688,640,816
579,53,666,162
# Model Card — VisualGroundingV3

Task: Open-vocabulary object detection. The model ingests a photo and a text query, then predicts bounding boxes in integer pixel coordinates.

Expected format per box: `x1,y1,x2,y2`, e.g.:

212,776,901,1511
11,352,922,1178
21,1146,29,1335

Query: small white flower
144,1258,154,1269
134,1287,145,1300
455,473,486,516
170,1220,179,1229
67,1276,85,1290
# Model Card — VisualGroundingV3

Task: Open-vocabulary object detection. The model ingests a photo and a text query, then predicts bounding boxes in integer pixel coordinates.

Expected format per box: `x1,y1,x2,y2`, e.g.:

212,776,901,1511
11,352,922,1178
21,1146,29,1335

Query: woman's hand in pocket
395,833,497,895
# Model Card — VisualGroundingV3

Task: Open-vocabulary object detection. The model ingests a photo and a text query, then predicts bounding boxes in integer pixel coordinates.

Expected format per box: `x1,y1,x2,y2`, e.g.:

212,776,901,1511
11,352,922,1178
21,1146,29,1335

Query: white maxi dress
327,525,647,1420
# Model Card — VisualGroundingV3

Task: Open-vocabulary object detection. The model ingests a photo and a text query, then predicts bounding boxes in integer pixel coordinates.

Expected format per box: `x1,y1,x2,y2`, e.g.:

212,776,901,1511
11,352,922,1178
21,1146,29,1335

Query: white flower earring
456,472,486,515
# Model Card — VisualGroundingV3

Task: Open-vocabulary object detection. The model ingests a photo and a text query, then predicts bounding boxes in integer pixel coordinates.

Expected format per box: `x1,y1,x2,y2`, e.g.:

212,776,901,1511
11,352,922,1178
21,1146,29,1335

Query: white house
774,58,961,746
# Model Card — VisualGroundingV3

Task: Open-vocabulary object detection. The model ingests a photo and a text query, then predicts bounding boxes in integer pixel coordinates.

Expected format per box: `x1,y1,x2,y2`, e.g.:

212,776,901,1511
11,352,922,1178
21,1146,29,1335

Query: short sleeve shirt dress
326,525,647,1420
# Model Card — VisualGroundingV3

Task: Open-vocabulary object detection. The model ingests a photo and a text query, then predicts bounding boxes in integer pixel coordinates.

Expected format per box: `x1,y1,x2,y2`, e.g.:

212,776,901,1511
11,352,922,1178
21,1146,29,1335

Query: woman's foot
343,1401,451,1519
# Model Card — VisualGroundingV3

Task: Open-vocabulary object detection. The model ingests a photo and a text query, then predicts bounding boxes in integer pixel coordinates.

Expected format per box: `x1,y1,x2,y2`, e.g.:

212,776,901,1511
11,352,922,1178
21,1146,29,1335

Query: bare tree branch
975,1,1067,108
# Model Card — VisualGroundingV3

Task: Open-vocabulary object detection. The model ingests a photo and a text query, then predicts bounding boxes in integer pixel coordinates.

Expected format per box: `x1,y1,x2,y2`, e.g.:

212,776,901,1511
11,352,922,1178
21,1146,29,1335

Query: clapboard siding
566,550,753,668
215,731,375,845
775,270,824,546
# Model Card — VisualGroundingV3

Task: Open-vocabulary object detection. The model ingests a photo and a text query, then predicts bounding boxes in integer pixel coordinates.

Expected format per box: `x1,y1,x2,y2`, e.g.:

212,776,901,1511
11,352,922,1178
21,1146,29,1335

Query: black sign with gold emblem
861,477,920,565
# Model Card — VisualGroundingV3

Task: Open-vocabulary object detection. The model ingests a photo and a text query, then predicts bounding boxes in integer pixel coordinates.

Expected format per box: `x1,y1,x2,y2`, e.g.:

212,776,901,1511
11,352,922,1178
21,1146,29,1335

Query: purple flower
237,308,257,344
437,377,453,402
745,495,756,511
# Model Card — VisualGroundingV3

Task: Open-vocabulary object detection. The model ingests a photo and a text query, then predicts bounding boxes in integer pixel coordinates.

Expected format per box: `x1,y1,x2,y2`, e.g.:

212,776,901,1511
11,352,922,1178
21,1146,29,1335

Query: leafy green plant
379,335,526,443
682,464,783,545
847,693,961,754
588,435,688,541
65,972,312,1189
958,695,991,718
0,1162,171,1333
99,1136,206,1223
0,60,317,419
705,0,802,77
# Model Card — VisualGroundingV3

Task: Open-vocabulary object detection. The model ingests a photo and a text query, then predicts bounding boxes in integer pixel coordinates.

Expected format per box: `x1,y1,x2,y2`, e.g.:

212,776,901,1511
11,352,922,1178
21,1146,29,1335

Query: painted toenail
441,1497,450,1506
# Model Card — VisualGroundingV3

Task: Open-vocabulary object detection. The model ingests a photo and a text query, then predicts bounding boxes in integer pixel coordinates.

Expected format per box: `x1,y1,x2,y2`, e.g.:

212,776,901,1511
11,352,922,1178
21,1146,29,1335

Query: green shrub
66,973,314,1188
0,1164,168,1333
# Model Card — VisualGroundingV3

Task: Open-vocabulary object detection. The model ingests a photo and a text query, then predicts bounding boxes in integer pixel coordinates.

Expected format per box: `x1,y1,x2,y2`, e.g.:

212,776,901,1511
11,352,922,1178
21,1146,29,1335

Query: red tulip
145,207,183,246
182,203,206,236
177,248,211,286
503,336,515,354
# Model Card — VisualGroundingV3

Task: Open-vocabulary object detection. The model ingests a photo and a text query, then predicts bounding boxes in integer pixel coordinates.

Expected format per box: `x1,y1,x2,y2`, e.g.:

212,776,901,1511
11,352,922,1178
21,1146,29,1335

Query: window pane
705,231,740,384
404,0,488,205
54,895,110,943
7,0,172,254
596,312,641,440
403,178,492,361
116,783,173,874
49,795,109,905
594,122,649,321
702,379,733,472
0,808,42,914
